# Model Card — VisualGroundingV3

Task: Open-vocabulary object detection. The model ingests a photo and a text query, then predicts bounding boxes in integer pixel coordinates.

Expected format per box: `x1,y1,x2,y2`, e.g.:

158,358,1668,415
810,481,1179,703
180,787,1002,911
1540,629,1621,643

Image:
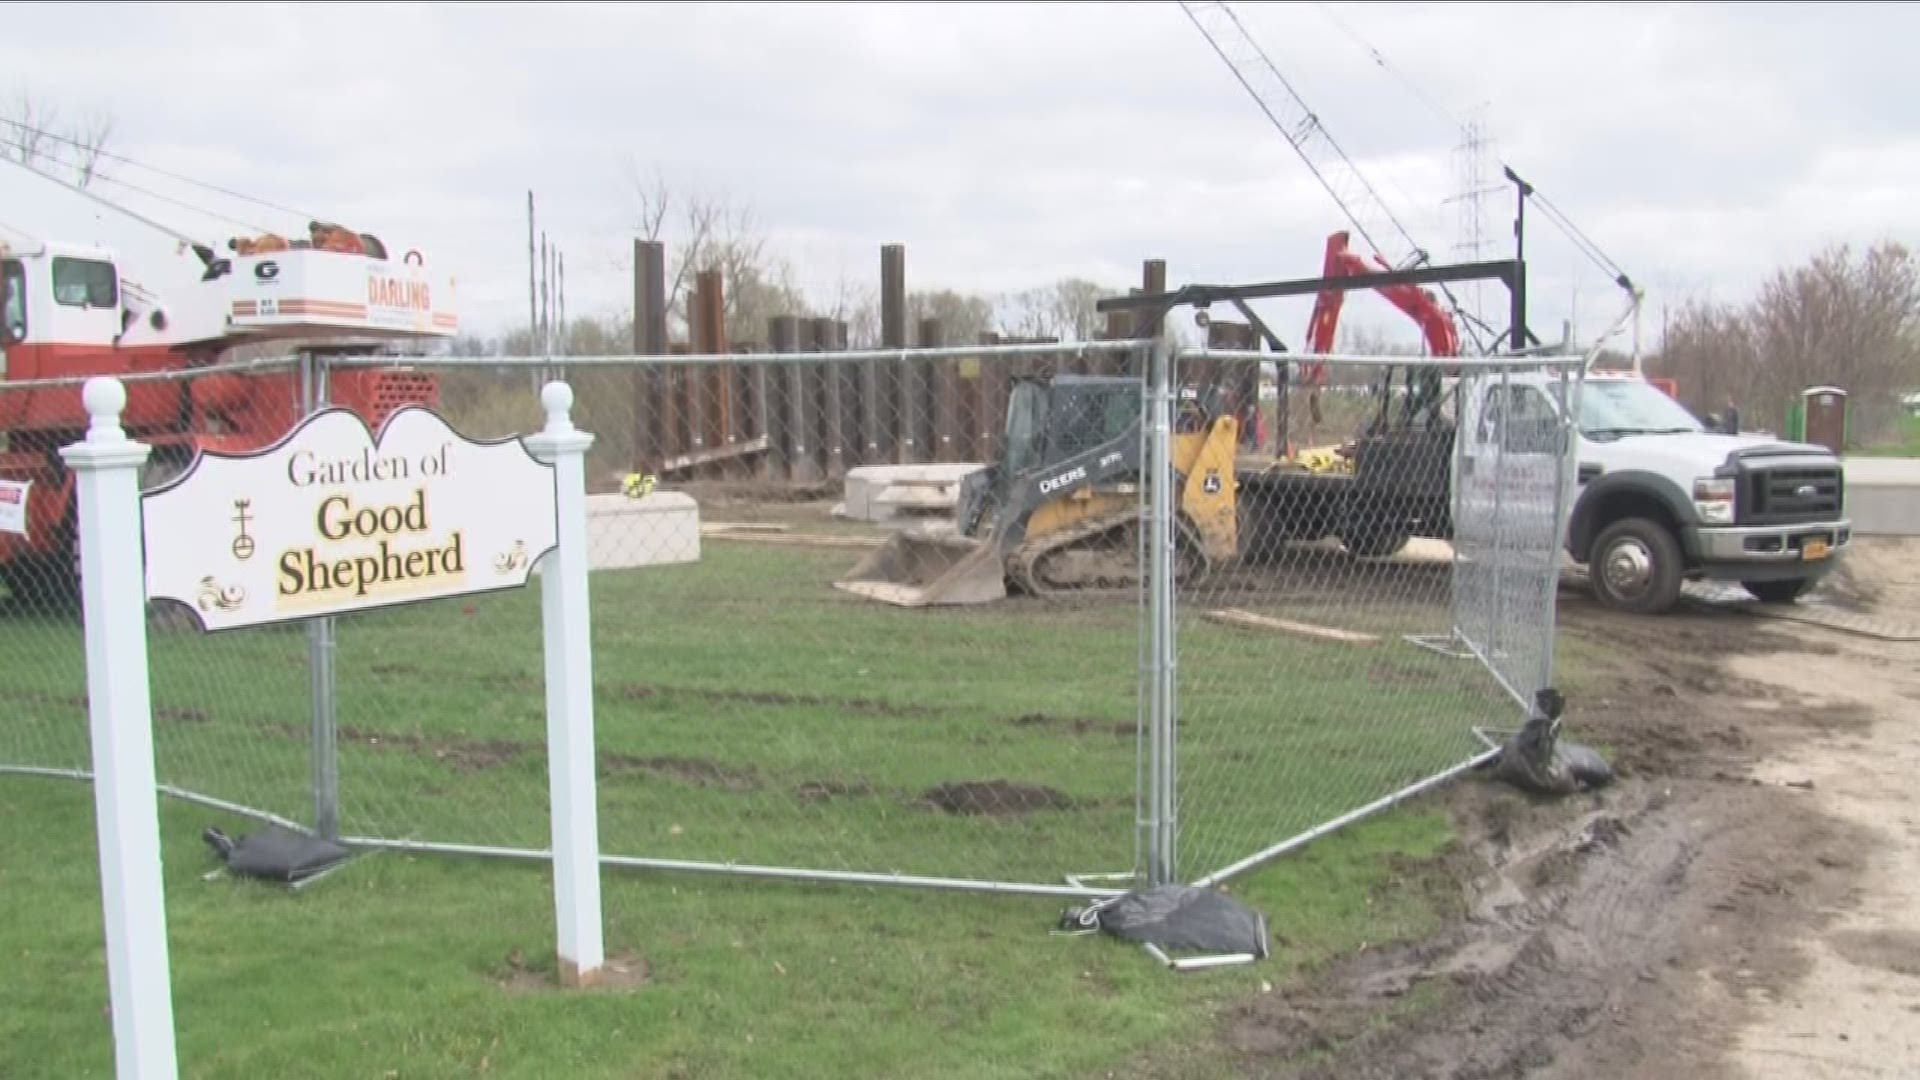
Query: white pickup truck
1457,371,1852,615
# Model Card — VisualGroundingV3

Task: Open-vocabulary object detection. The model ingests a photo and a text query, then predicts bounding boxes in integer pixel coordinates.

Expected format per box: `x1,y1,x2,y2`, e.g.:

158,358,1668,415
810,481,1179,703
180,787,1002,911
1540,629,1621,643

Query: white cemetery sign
67,380,607,1080
141,406,556,631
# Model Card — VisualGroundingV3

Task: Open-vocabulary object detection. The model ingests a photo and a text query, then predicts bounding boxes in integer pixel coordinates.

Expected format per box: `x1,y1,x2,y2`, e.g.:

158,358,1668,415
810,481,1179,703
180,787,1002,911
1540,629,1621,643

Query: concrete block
836,463,985,525
1844,457,1920,536
584,491,701,570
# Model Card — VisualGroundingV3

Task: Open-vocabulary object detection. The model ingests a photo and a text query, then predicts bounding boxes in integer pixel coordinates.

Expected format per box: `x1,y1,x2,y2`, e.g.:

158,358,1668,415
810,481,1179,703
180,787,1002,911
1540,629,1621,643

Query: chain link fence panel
1451,363,1583,709
1165,350,1581,887
1,361,317,828
324,343,1153,892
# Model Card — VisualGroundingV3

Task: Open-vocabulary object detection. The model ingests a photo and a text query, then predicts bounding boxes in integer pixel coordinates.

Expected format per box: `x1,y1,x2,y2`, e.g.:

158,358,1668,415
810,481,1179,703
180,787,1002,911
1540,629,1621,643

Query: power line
1181,2,1494,353
0,114,320,223
1307,1,1636,293
0,135,272,236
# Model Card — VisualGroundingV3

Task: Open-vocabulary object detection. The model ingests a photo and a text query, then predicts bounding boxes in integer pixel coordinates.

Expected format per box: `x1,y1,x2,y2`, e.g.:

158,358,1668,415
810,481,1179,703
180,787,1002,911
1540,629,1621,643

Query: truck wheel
1742,578,1814,604
1590,518,1683,615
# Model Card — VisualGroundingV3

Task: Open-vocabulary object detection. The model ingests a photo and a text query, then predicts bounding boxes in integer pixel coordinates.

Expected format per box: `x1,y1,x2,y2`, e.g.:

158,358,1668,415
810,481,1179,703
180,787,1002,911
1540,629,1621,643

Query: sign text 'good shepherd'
143,407,557,631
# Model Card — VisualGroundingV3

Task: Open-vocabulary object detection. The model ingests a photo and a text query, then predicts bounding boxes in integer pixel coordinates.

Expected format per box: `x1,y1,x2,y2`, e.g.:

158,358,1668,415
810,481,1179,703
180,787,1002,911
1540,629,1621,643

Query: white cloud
5,1,1915,351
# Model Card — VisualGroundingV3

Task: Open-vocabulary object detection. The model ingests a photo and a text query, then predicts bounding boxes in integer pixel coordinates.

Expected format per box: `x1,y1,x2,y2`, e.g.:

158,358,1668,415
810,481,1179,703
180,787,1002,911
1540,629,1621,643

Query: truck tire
1589,517,1684,615
1742,578,1814,604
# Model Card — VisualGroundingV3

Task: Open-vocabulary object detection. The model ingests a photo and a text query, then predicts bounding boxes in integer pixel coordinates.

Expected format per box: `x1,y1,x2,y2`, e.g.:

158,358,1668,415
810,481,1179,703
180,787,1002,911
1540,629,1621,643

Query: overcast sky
6,1,1917,352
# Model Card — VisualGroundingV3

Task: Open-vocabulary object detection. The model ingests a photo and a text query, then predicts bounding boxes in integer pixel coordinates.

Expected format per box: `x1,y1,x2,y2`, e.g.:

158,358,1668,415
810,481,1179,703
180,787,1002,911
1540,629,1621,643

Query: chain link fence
1,361,315,830
1169,349,1583,887
2,340,1581,898
321,342,1149,893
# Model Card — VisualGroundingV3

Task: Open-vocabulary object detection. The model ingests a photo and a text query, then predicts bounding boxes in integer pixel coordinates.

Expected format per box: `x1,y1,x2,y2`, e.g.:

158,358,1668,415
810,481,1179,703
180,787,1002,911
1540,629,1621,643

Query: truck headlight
1693,477,1736,524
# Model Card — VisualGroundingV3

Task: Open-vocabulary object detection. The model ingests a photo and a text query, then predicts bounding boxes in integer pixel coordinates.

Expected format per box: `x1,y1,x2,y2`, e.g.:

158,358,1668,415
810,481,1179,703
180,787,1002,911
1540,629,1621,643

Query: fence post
300,352,340,840
1544,364,1583,690
525,381,606,988
1145,339,1177,887
62,377,179,1079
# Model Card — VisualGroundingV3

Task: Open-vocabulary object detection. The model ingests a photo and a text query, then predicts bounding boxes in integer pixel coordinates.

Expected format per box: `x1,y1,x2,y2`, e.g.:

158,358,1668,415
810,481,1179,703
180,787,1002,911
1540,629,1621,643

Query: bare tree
1750,242,1920,441
624,167,813,344
2,92,116,190
810,274,877,347
3,92,54,167
1649,298,1754,423
1651,242,1920,443
69,111,114,188
909,289,995,344
996,277,1114,341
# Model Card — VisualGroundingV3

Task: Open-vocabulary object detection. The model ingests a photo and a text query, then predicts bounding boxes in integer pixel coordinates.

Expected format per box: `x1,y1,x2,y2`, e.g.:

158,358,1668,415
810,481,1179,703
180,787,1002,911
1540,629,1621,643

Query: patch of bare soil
1147,541,1920,1080
492,947,649,994
1214,778,1869,1080
794,778,876,803
477,671,539,693
618,682,936,719
673,478,841,509
0,687,88,711
335,725,528,773
600,753,760,792
920,779,1075,816
1008,712,1135,737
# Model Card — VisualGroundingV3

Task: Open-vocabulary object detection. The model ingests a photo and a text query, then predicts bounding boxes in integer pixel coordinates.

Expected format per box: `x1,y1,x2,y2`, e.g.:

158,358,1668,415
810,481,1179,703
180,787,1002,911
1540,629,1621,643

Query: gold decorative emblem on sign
493,540,528,574
196,576,247,612
231,499,257,561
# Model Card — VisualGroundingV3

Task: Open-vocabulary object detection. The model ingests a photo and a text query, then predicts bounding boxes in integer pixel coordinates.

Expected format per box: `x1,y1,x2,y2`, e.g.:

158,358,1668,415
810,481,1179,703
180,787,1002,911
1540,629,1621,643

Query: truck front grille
1747,466,1843,524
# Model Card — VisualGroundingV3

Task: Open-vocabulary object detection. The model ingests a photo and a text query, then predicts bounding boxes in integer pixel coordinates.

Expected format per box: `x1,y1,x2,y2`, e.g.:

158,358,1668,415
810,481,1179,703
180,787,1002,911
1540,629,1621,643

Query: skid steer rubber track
1007,509,1212,599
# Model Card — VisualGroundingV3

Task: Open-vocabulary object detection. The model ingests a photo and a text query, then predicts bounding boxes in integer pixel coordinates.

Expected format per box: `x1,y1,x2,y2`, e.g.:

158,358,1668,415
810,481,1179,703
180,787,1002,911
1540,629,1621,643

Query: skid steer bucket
833,531,1007,607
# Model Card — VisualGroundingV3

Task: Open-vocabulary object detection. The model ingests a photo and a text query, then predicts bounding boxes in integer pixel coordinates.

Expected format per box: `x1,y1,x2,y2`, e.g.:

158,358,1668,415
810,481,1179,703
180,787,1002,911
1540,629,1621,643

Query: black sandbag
1073,884,1271,957
1493,689,1614,796
203,826,352,884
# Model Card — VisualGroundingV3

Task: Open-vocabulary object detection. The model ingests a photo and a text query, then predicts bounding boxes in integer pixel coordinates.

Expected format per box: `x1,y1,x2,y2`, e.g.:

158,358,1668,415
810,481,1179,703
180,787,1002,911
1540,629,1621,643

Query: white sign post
63,379,178,1080
524,383,606,987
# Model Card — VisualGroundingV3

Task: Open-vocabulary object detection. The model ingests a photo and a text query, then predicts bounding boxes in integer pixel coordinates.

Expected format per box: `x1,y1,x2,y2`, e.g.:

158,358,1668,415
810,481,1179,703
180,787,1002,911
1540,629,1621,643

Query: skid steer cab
835,374,1241,607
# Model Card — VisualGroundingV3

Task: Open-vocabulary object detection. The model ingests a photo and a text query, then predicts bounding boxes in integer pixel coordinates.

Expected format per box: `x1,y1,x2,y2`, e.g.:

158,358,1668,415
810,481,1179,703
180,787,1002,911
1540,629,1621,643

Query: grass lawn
1854,413,1920,457
0,779,1456,1079
0,541,1517,1078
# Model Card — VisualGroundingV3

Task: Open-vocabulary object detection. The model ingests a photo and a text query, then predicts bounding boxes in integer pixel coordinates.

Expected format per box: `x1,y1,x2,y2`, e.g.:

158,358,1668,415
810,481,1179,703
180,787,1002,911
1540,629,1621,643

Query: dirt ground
691,488,1918,1076
1191,536,1920,1079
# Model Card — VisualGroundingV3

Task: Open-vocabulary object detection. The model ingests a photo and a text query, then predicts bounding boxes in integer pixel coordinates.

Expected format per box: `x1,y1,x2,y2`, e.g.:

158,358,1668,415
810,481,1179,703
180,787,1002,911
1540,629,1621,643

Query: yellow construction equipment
835,374,1241,606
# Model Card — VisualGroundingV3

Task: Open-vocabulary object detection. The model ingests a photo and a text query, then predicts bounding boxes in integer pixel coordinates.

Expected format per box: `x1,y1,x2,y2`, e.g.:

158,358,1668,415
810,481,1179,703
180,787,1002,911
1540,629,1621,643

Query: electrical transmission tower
1445,109,1502,328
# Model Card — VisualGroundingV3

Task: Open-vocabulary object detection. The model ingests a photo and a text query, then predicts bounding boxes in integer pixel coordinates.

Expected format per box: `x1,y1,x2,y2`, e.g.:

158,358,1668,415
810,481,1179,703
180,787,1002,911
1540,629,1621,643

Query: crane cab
1,239,205,441
1,241,158,373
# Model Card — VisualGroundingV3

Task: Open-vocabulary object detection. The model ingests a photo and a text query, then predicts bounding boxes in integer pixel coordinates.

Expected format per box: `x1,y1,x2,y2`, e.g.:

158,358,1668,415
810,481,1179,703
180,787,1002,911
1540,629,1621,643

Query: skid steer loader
834,373,1242,607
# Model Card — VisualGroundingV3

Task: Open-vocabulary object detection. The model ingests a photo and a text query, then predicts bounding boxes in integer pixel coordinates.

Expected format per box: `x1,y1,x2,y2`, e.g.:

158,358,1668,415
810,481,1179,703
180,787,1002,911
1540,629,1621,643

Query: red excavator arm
1303,231,1460,379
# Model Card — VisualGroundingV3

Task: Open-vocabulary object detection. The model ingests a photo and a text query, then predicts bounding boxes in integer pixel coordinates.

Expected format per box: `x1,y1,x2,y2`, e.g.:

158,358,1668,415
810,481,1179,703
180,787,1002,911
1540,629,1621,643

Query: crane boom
1178,1,1429,270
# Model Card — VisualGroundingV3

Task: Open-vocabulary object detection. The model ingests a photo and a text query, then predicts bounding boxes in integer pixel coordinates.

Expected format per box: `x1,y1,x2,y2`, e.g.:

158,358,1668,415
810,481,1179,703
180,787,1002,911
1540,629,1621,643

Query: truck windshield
1557,380,1703,439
